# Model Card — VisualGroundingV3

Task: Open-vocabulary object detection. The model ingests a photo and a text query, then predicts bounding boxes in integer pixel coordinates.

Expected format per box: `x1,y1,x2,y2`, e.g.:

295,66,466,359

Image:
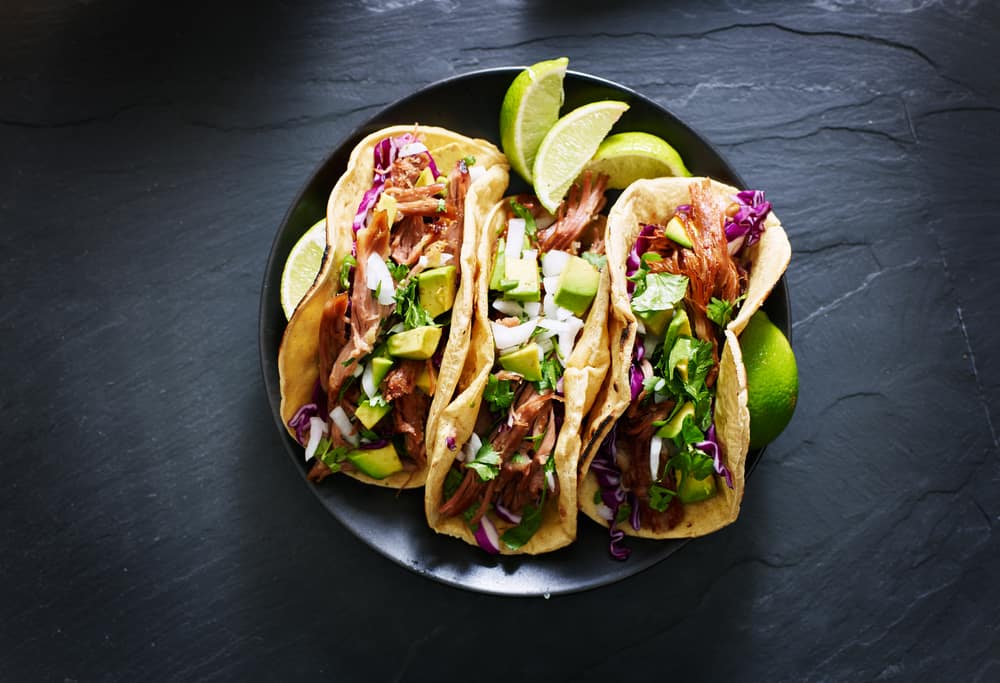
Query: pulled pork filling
439,174,608,551
294,133,474,483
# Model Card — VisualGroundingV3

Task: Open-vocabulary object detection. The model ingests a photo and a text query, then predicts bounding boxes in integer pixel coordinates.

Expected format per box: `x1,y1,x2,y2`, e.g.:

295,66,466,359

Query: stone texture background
2,0,997,680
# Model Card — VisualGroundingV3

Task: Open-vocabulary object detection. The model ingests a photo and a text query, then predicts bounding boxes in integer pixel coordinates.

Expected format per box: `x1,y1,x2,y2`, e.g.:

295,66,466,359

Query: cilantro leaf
443,466,464,501
466,443,501,481
501,501,543,550
339,254,357,290
614,502,633,525
536,355,562,392
648,484,676,512
627,253,663,297
485,374,516,413
462,155,476,167
393,275,436,329
707,296,738,328
509,199,537,240
316,439,351,472
631,272,688,314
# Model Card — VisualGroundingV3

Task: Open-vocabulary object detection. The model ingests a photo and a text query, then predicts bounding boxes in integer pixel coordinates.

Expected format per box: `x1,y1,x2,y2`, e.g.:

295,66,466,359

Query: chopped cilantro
437,198,447,213
536,355,562,392
615,502,633,524
315,438,351,473
581,251,608,270
462,155,476,167
648,484,676,512
509,199,537,240
466,442,501,481
707,295,745,328
393,275,435,330
631,272,688,314
443,466,464,501
339,254,357,290
485,374,516,413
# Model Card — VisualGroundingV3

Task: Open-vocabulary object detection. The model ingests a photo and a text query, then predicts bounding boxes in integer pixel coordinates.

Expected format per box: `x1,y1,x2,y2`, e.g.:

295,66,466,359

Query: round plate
259,67,791,597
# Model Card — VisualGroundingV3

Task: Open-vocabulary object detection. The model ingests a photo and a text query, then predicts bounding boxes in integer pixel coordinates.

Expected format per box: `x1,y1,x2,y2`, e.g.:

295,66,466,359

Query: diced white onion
542,292,572,321
491,319,537,350
536,337,554,355
635,318,646,335
388,322,405,334
546,469,556,492
542,275,560,295
650,437,663,480
492,299,524,317
330,406,359,446
523,301,541,318
522,248,538,263
506,218,526,258
361,361,376,397
643,335,660,361
304,417,328,461
469,165,486,182
595,502,614,522
461,432,483,463
399,141,428,157
538,319,571,334
555,316,584,363
366,253,396,305
439,252,454,264
352,362,364,378
541,250,570,278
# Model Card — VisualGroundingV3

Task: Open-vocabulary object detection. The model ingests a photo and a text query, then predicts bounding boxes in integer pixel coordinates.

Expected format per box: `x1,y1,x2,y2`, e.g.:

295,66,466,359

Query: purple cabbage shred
288,403,320,446
696,423,733,489
723,189,772,254
353,133,440,233
592,428,633,560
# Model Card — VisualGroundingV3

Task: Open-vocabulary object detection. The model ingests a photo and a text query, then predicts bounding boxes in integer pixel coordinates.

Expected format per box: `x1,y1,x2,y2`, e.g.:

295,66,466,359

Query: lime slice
532,100,629,213
741,311,798,449
499,57,569,183
280,217,326,320
582,131,691,189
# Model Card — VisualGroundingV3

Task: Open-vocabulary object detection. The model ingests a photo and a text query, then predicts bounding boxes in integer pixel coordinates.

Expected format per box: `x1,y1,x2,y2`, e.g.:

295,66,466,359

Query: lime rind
584,131,691,189
499,57,569,183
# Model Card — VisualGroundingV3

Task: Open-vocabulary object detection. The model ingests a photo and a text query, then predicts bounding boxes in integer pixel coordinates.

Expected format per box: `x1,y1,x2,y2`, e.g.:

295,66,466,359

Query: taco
278,125,508,489
577,176,790,556
424,173,613,554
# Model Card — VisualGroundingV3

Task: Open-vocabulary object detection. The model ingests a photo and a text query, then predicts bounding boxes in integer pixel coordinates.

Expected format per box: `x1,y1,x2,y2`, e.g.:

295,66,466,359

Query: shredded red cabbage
626,224,657,294
446,435,457,451
724,189,772,254
629,363,644,401
696,422,733,489
288,403,320,446
591,428,633,560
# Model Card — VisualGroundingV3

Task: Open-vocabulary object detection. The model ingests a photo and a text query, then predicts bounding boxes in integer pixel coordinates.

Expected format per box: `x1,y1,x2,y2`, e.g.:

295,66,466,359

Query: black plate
259,67,791,597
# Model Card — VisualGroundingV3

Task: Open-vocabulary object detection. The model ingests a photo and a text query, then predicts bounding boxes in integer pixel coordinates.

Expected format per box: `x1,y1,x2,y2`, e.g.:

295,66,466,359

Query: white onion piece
542,275,560,295
523,301,541,318
536,337,554,354
643,334,660,361
468,164,486,182
545,469,556,492
494,503,522,525
555,316,585,362
649,437,663,480
439,252,454,264
635,318,646,335
388,322,405,334
538,319,571,334
330,406,359,446
522,248,538,263
541,250,570,277
361,361,376,397
304,417,328,461
595,502,615,522
543,292,572,321
461,432,483,463
492,299,524,317
398,141,428,157
491,319,537,350
506,218,526,258
366,253,396,305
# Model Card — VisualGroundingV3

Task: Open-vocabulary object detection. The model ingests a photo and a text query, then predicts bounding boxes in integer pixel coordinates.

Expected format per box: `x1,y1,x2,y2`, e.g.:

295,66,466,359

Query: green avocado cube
677,470,717,503
504,252,540,302
355,399,392,430
347,443,403,479
387,325,442,360
498,342,542,381
655,402,695,439
370,356,394,389
664,215,693,248
636,308,673,337
553,255,600,315
418,265,457,319
489,238,507,291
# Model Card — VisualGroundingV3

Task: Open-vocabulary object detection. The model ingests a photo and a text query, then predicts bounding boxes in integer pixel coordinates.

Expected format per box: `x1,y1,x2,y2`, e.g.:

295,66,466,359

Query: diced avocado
666,308,692,338
418,265,457,319
355,400,392,429
677,470,717,503
499,342,543,381
504,253,540,302
656,402,696,439
371,356,394,389
636,308,673,337
664,215,693,248
416,365,434,395
347,443,403,479
387,326,442,360
489,238,507,291
553,255,600,315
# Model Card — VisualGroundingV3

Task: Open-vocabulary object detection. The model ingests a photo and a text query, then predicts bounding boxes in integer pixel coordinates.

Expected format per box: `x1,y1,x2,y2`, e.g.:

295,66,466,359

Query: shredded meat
618,400,684,531
385,183,447,203
386,154,427,190
351,209,394,353
317,292,349,393
444,163,470,256
537,171,608,253
393,389,430,468
382,360,422,402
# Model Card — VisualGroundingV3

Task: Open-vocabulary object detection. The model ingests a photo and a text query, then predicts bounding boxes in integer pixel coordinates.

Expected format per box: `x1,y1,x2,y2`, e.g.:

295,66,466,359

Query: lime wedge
582,131,691,189
280,217,326,320
499,57,569,183
531,100,629,213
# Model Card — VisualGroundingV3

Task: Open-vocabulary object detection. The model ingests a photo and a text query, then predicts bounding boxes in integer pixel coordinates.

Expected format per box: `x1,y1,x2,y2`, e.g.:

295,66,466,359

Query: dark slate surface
2,0,998,680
